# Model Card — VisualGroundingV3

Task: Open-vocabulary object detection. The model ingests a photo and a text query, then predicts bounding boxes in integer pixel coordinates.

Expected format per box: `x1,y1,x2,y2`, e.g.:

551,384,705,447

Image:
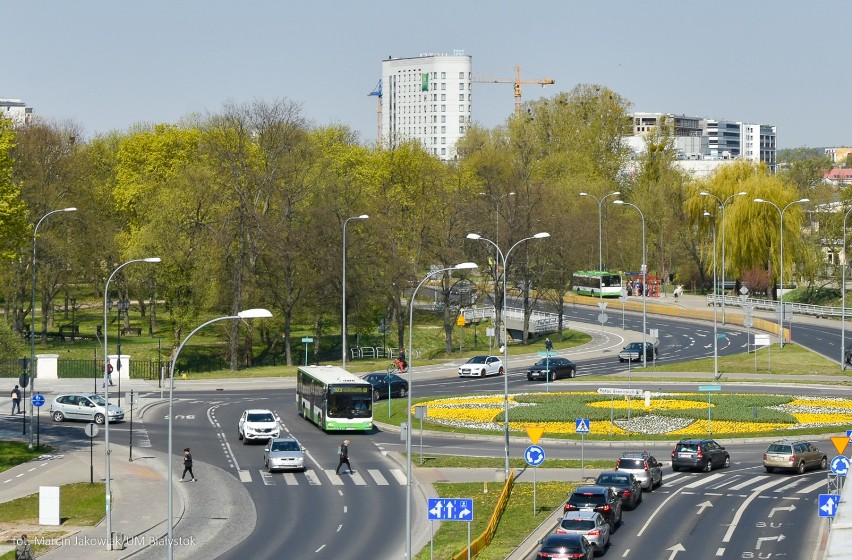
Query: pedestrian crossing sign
575,418,590,434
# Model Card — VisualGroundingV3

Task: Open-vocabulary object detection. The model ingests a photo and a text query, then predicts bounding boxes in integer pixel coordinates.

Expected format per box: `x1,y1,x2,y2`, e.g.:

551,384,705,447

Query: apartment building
0,98,34,126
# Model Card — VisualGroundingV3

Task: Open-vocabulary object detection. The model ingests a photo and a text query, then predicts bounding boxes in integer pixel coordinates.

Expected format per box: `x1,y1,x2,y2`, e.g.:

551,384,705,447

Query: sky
3,1,849,150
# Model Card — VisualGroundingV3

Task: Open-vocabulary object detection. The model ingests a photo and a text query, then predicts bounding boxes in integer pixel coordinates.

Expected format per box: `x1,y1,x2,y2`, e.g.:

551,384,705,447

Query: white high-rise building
740,123,777,170
0,98,34,126
381,52,472,160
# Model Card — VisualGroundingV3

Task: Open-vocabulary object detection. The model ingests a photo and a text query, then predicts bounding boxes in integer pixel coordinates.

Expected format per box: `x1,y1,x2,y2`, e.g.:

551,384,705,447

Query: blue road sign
819,494,841,518
575,418,590,434
847,429,852,440
831,455,850,476
525,445,545,467
31,394,45,408
428,498,473,521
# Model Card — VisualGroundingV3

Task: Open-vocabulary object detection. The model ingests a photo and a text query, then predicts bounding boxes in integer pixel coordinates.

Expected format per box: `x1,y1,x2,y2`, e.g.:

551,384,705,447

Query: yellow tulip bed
415,393,852,437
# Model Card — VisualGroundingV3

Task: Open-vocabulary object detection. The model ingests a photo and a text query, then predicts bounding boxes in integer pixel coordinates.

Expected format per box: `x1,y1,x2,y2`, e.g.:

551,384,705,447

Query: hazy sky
4,1,848,149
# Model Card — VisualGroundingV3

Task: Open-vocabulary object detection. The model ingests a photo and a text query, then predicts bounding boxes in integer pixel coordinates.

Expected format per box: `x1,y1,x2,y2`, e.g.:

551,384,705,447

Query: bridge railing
706,295,846,318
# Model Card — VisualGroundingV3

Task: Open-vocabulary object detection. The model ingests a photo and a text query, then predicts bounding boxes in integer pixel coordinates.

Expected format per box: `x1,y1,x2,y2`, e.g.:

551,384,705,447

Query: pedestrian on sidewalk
181,448,197,482
103,360,114,387
10,384,22,415
335,439,352,474
15,533,33,560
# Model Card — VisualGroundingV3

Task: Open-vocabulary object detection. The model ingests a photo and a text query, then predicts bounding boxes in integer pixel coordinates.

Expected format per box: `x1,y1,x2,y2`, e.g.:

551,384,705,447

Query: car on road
50,393,125,424
595,471,642,510
536,533,594,560
361,373,408,401
555,510,610,556
671,438,730,472
457,355,504,377
615,451,663,490
527,357,577,381
238,409,280,444
263,436,306,472
564,485,622,531
763,440,828,474
618,341,658,362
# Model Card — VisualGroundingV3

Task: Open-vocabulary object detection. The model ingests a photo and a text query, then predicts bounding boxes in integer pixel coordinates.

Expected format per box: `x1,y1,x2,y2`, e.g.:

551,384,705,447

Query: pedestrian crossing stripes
247,467,407,487
662,470,828,496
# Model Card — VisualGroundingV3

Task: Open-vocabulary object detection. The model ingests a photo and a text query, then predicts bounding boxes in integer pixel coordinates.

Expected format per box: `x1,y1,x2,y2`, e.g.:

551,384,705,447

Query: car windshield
767,444,793,453
467,356,488,364
561,519,595,530
597,475,629,485
247,412,275,422
89,395,106,406
271,441,300,452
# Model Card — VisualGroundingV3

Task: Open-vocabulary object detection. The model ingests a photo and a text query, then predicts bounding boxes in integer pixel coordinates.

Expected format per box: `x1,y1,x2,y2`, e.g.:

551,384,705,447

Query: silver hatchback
50,393,125,424
555,510,610,556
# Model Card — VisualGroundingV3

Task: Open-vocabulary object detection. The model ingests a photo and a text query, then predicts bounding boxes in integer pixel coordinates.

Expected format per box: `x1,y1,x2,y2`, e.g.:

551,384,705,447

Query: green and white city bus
296,365,373,431
573,270,623,298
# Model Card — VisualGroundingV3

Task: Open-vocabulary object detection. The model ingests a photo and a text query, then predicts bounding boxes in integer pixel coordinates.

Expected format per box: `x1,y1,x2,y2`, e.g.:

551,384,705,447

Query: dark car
361,373,408,401
536,533,594,560
616,451,663,490
527,357,577,381
618,341,658,362
595,471,642,510
671,438,730,472
564,485,622,531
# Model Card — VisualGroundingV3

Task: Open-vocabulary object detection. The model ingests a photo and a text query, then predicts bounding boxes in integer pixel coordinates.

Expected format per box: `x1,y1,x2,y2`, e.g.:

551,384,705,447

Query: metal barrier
707,294,846,318
452,469,516,560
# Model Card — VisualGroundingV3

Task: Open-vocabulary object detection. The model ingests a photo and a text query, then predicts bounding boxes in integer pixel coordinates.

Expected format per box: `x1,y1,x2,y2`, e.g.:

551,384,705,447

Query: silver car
615,451,663,490
555,510,610,556
50,393,125,424
264,437,306,472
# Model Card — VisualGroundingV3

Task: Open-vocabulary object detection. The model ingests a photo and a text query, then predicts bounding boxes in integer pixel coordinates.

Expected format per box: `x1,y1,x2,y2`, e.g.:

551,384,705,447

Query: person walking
335,439,352,475
10,384,22,415
15,533,33,560
180,448,197,482
106,361,114,386
545,337,553,352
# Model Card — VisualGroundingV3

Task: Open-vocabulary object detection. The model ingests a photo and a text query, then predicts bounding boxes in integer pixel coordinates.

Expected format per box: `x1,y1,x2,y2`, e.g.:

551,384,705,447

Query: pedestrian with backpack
11,384,22,415
335,440,352,474
15,534,33,560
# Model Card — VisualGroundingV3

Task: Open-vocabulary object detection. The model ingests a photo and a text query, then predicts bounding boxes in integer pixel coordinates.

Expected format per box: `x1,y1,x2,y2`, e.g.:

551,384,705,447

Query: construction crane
367,80,382,148
473,65,555,115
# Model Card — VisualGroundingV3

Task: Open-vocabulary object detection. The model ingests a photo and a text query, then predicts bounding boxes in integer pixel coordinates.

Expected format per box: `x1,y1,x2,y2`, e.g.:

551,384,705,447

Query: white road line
390,469,407,485
326,470,345,485
722,478,791,543
260,471,275,485
369,469,389,485
350,471,367,485
798,478,830,494
304,469,322,486
238,470,252,483
283,473,299,485
682,472,726,488
774,479,807,493
729,475,768,490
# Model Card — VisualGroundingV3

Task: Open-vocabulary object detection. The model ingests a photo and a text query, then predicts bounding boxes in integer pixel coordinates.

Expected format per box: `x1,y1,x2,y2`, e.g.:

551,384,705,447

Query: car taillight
555,528,566,534
643,460,649,470
588,529,601,536
623,490,631,498
789,455,797,463
697,446,704,459
600,504,611,511
564,504,578,512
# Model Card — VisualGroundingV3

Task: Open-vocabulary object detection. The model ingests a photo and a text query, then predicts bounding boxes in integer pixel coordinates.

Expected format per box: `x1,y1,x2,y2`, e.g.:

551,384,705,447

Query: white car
458,355,504,377
238,409,280,444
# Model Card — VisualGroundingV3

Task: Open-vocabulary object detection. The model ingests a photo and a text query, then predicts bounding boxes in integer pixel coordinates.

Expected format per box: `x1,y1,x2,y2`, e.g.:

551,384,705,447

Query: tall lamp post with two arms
30,207,77,449
700,191,746,323
579,191,620,274
754,197,809,348
703,210,720,380
341,214,368,369
103,257,161,550
466,232,550,479
613,200,647,367
405,263,477,560
842,207,852,370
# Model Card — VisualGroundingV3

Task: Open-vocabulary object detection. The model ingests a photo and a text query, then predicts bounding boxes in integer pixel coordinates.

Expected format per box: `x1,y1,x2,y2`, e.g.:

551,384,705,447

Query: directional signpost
525,444,545,515
537,350,556,392
428,498,474,559
597,387,643,428
698,384,721,435
301,337,313,366
31,393,44,448
819,494,841,518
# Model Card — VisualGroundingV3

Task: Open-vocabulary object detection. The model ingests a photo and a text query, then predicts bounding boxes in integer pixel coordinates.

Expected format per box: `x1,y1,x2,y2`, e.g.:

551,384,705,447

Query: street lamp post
103,257,160,550
467,232,549,478
341,214,368,370
30,207,76,449
614,201,647,367
579,191,620,273
700,191,746,323
167,308,272,560
406,263,477,560
754,198,809,348
479,191,515,347
704,211,719,380
841,208,852,370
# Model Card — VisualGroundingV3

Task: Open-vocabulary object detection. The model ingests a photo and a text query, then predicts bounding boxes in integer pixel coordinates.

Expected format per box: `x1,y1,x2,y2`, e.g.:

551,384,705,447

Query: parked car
263,436,306,472
527,357,577,381
536,533,594,560
615,451,663,490
595,471,642,510
763,440,828,474
361,373,408,401
50,393,124,424
555,510,610,556
457,355,504,377
618,341,658,362
238,409,280,444
671,438,730,472
564,485,623,531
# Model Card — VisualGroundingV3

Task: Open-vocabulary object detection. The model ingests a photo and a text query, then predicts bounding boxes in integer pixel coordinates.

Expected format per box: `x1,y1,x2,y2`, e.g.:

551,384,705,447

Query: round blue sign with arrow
31,393,45,408
831,455,850,476
524,445,545,467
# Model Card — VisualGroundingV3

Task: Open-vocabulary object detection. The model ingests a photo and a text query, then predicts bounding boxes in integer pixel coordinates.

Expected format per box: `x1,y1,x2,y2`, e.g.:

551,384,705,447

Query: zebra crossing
660,469,829,497
245,466,408,486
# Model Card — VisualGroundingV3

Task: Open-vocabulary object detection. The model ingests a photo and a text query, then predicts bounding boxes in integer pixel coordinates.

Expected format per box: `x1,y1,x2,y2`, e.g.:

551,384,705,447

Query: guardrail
462,306,559,336
452,468,515,560
706,295,846,318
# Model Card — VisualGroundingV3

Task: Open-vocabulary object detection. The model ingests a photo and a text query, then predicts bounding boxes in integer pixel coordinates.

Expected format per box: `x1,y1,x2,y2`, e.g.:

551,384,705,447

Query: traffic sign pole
31,393,45,449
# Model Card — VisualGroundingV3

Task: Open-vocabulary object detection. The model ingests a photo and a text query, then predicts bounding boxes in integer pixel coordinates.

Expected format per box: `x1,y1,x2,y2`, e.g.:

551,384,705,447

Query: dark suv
564,485,623,530
671,439,730,472
616,451,663,490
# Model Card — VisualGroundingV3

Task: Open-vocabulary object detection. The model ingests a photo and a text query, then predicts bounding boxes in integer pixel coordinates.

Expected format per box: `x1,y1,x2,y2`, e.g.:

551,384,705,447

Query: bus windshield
327,387,372,418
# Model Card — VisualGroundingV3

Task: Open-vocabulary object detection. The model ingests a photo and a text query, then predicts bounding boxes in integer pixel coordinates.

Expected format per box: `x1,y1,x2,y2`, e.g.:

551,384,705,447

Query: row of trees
0,85,839,367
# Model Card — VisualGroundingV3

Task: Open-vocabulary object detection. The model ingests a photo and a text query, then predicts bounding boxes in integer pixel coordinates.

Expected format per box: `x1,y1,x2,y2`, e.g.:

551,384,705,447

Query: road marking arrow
756,534,785,549
696,500,713,515
666,543,686,559
769,504,796,517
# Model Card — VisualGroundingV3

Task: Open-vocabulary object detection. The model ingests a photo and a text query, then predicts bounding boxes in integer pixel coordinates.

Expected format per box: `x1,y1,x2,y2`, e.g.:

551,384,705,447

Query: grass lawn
0,482,105,525
0,442,53,474
407,453,613,470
